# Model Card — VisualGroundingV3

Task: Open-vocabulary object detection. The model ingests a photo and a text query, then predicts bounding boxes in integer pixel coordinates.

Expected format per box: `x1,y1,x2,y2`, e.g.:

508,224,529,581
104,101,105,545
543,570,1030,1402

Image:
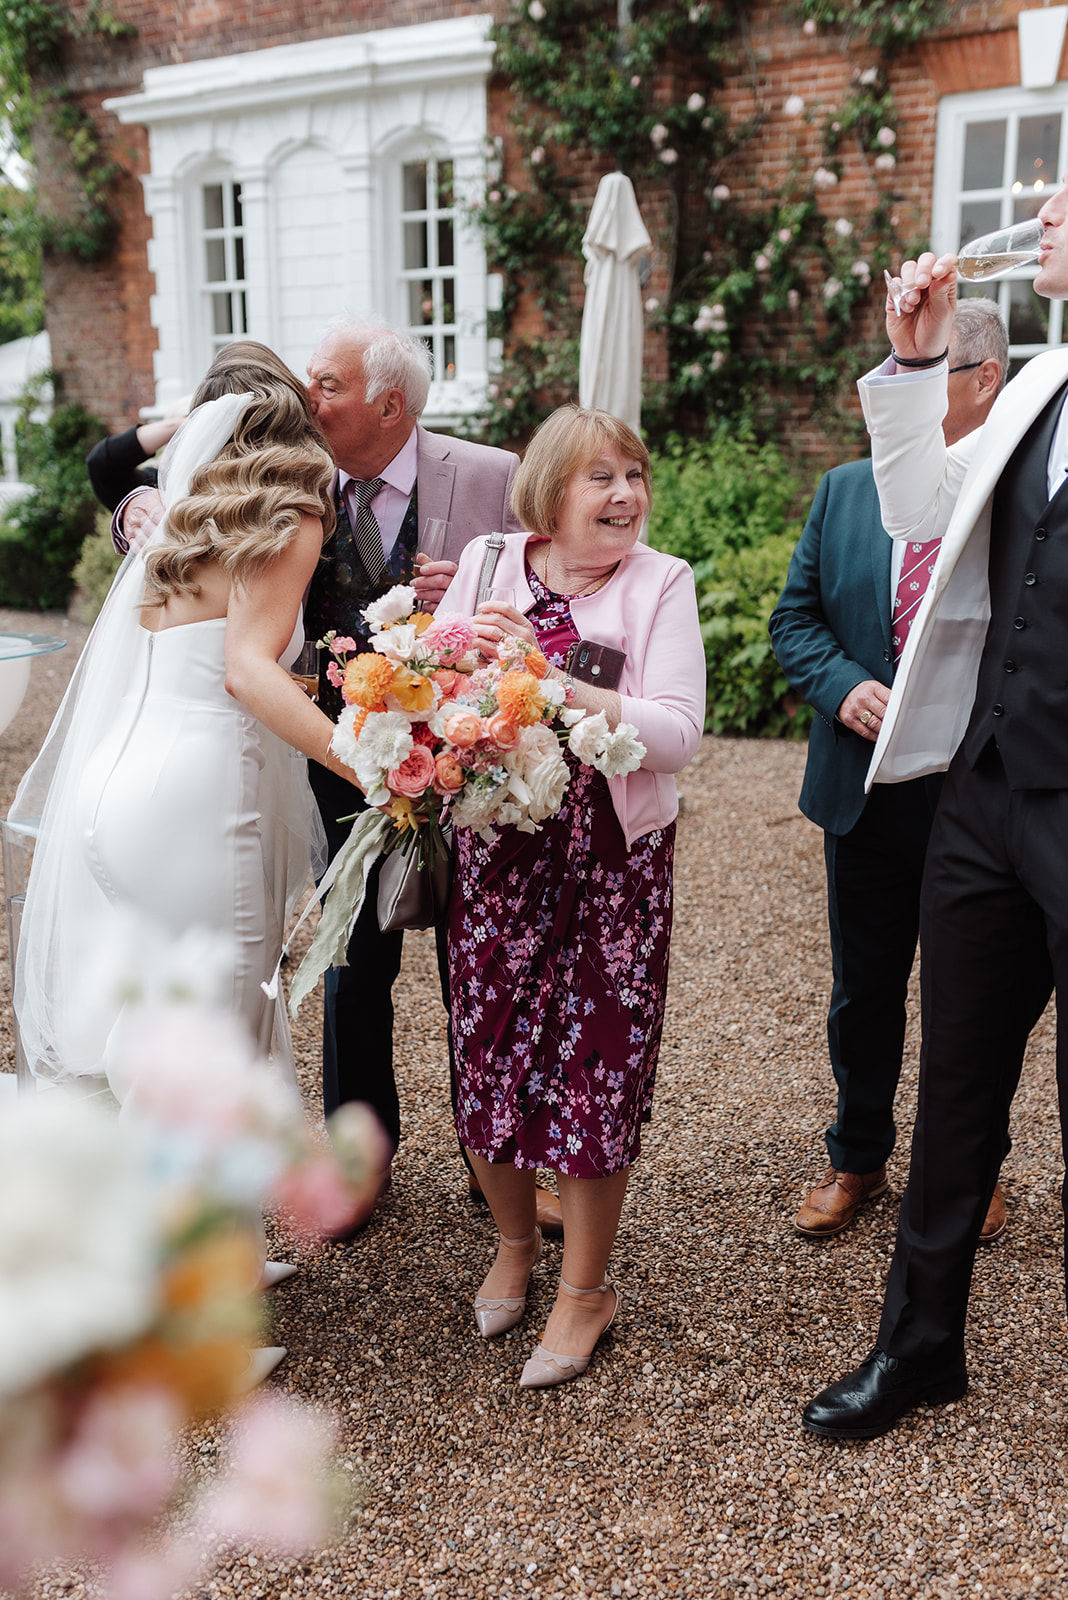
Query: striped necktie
350,477,386,585
891,538,941,668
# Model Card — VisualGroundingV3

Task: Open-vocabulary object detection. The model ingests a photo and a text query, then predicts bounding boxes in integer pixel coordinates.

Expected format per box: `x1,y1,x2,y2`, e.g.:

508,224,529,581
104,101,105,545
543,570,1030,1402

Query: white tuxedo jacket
857,347,1068,787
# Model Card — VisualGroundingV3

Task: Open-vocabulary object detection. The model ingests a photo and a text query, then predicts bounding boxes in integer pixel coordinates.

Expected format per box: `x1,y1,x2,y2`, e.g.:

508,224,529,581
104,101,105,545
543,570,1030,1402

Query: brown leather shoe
794,1165,889,1239
979,1181,1007,1243
467,1176,564,1237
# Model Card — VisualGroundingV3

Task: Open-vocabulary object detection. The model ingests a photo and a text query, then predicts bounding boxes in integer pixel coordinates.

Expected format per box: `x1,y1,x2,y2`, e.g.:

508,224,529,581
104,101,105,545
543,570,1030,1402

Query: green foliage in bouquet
647,435,812,739
0,378,105,610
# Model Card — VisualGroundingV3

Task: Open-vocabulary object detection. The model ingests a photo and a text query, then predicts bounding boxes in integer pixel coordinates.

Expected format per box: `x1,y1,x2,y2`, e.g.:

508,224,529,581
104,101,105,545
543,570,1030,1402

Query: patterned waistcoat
305,483,420,721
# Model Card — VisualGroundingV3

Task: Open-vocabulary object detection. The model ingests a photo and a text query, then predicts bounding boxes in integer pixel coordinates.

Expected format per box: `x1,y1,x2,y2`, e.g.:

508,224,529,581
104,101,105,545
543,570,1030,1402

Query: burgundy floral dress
447,565,676,1178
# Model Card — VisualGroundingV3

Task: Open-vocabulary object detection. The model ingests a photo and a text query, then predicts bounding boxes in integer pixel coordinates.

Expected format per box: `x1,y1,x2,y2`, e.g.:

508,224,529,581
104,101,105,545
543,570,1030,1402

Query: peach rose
432,667,466,697
485,712,519,749
434,752,465,793
445,710,484,747
387,743,437,798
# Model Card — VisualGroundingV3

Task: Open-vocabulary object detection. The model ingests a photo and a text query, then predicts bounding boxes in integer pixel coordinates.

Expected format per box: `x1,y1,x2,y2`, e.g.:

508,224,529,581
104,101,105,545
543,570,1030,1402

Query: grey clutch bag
376,830,453,932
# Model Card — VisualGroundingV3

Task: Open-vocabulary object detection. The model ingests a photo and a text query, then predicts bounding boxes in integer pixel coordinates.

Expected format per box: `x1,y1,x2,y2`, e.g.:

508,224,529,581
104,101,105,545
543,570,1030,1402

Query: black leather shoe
802,1346,967,1440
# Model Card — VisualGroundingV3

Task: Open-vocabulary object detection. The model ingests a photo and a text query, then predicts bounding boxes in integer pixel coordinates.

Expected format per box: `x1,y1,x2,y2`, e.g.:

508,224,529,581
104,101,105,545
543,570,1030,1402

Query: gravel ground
2,606,1066,1599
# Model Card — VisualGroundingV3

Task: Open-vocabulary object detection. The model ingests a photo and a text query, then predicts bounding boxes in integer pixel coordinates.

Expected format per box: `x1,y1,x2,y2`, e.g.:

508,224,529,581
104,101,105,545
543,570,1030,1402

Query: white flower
876,126,897,148
823,277,844,300
834,217,853,238
802,17,816,34
330,703,364,771
559,707,584,727
686,362,703,379
787,288,801,309
813,167,838,189
359,709,414,769
659,147,679,166
755,253,770,272
687,93,705,112
875,152,896,173
859,66,879,86
688,5,704,21
0,1098,159,1397
371,622,419,662
712,183,731,201
568,710,610,766
783,95,805,117
528,0,546,17
710,350,726,370
530,146,545,165
650,123,669,147
630,74,641,87
509,724,570,821
362,585,417,632
644,296,660,313
567,712,645,777
693,304,725,334
778,227,792,244
851,259,871,283
451,781,510,838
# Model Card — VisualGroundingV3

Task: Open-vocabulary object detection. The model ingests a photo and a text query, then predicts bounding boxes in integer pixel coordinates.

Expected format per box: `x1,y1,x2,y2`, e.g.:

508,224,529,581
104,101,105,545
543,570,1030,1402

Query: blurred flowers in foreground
0,999,387,1599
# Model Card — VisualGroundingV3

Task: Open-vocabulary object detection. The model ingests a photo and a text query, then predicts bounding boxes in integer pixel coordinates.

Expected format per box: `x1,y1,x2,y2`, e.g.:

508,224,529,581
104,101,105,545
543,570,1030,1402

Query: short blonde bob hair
511,405,652,539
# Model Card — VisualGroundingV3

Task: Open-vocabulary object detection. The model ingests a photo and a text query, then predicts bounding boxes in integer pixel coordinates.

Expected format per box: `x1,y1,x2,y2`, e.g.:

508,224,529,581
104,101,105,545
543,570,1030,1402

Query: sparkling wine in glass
957,217,1044,282
483,586,517,608
290,641,320,700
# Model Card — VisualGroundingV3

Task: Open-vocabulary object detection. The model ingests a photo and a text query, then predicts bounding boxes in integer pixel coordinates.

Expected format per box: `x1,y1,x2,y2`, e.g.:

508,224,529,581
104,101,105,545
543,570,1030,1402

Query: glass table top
0,632,67,661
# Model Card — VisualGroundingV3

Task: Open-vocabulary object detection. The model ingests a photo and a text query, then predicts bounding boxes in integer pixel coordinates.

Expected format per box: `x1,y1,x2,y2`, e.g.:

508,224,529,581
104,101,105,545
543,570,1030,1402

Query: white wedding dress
11,393,324,1096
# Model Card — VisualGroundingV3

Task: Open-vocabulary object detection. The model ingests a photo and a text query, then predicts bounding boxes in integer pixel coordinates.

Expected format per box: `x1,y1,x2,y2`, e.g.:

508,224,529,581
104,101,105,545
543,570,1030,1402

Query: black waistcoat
304,483,419,720
962,381,1068,788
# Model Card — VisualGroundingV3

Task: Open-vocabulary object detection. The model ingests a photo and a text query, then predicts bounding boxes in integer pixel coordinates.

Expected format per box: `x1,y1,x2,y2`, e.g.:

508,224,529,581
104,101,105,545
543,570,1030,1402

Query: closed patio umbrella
578,171,651,433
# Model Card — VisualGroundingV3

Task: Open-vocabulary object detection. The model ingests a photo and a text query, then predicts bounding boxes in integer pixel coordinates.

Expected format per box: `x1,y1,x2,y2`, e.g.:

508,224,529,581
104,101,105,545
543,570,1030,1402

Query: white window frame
934,85,1068,361
199,173,249,360
105,18,495,426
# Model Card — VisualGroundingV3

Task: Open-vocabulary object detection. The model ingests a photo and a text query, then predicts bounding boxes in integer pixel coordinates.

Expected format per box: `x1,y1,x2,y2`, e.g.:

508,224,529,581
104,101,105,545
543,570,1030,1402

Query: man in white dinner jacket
802,178,1068,1440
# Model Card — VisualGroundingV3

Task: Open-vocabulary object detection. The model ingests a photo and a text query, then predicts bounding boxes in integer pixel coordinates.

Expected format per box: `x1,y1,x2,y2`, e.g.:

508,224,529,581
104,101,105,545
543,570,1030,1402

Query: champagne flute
290,641,320,701
956,217,1044,282
419,518,451,564
484,586,517,608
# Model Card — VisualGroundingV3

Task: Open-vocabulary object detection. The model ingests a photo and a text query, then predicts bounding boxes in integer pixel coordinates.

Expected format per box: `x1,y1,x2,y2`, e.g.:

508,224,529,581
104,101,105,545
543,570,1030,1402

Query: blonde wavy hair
142,341,336,606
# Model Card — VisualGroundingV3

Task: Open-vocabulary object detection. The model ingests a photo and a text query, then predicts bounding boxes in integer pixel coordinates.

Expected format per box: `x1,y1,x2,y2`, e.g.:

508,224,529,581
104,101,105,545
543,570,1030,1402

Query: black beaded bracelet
890,346,949,370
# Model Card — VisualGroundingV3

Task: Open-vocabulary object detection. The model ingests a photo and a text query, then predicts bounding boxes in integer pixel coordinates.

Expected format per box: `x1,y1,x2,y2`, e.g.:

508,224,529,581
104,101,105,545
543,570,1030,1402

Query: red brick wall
37,0,1042,455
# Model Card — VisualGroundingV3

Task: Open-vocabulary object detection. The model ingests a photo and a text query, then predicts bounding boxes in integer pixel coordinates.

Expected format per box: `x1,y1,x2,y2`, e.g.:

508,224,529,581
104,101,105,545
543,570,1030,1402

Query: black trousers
309,763,454,1157
878,741,1058,1362
824,774,944,1174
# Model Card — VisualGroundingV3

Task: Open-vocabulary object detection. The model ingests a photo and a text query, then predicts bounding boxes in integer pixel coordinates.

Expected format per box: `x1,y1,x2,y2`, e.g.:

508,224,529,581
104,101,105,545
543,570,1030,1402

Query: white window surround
104,17,495,427
933,85,1068,361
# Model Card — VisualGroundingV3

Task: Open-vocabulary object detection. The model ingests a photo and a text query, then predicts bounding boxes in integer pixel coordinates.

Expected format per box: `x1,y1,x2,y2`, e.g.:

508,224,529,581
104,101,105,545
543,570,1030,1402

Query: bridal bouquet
286,584,646,1012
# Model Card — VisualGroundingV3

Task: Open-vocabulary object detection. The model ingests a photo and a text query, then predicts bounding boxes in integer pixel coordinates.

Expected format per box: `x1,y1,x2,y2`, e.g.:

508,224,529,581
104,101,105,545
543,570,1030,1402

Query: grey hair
951,298,1009,391
320,315,434,417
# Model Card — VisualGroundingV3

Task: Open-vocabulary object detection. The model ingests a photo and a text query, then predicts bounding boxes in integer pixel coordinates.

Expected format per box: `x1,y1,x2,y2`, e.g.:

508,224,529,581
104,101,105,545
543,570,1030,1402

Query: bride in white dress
11,342,360,1098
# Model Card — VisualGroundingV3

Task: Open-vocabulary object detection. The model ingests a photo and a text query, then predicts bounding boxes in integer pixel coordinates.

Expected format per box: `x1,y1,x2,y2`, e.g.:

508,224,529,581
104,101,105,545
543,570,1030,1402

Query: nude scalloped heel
473,1226,542,1338
519,1277,620,1389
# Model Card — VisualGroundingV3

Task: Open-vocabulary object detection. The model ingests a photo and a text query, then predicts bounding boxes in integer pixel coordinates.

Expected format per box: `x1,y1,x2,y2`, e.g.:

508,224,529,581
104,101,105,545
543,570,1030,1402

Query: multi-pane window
202,181,248,357
400,158,457,383
936,93,1068,363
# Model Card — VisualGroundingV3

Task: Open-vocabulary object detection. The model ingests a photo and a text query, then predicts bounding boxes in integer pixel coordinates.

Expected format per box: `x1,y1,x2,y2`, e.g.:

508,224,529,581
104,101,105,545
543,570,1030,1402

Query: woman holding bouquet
12,343,360,1097
439,406,706,1389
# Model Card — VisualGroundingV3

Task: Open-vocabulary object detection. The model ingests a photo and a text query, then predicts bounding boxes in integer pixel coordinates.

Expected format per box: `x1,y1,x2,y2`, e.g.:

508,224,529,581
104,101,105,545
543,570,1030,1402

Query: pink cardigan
440,533,707,849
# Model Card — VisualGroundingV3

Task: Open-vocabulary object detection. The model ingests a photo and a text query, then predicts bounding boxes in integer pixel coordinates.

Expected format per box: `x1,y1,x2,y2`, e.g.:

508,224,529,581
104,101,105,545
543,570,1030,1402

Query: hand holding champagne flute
881,248,957,365
413,518,458,613
290,641,319,701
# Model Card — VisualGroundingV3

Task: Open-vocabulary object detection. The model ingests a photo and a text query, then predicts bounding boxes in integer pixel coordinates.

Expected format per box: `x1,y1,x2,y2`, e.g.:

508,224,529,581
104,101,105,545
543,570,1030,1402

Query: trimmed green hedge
648,435,812,739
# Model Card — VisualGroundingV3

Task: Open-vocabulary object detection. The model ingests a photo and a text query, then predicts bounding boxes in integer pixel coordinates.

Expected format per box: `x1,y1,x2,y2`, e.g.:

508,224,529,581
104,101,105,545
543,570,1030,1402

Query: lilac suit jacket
414,426,523,558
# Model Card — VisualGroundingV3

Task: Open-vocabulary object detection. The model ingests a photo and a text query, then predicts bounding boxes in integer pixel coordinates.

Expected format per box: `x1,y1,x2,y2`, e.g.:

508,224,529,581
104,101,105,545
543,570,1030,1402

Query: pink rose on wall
388,744,437,797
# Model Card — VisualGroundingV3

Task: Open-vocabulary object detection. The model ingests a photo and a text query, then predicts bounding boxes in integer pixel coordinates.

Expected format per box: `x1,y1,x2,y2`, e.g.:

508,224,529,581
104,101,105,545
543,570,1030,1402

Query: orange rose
432,668,466,697
495,670,546,727
445,710,484,747
390,665,436,713
343,654,395,709
485,712,519,749
434,752,465,793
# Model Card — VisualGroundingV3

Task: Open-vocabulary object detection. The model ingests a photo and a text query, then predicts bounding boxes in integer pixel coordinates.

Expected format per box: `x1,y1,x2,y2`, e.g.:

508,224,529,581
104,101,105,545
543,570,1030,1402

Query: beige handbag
376,830,453,932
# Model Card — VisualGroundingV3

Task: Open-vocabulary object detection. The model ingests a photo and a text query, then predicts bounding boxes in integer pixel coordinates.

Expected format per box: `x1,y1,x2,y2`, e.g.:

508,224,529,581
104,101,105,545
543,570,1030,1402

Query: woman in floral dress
440,407,706,1388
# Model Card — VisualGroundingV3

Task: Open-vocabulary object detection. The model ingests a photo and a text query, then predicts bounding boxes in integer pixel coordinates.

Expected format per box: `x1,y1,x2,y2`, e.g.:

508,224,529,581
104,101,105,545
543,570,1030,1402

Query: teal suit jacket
769,458,895,837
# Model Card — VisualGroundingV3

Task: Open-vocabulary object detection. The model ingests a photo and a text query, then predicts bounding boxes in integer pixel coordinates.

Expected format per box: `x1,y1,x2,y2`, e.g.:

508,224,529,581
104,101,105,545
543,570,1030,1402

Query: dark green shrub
648,434,813,738
0,380,105,610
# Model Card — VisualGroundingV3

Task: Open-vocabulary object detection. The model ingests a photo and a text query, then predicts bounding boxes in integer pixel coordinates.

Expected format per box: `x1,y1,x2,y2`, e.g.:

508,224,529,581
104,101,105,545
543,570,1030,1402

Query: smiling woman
436,404,707,1393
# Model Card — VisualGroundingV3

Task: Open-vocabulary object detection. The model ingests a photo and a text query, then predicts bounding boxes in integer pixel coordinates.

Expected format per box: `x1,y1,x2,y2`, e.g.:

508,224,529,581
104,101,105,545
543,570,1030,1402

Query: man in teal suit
770,299,1007,1239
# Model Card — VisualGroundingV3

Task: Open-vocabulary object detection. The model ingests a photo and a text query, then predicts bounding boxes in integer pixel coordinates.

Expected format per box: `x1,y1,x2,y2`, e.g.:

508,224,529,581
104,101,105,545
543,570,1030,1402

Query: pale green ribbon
261,809,392,1018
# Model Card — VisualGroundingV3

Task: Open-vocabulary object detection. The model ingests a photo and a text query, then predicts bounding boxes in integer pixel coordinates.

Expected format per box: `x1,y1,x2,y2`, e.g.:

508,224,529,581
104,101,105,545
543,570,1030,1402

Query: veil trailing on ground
10,391,327,1091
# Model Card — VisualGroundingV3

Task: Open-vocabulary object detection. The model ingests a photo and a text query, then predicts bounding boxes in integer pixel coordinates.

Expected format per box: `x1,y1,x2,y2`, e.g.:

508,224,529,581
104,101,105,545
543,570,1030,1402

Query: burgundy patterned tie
891,538,941,668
